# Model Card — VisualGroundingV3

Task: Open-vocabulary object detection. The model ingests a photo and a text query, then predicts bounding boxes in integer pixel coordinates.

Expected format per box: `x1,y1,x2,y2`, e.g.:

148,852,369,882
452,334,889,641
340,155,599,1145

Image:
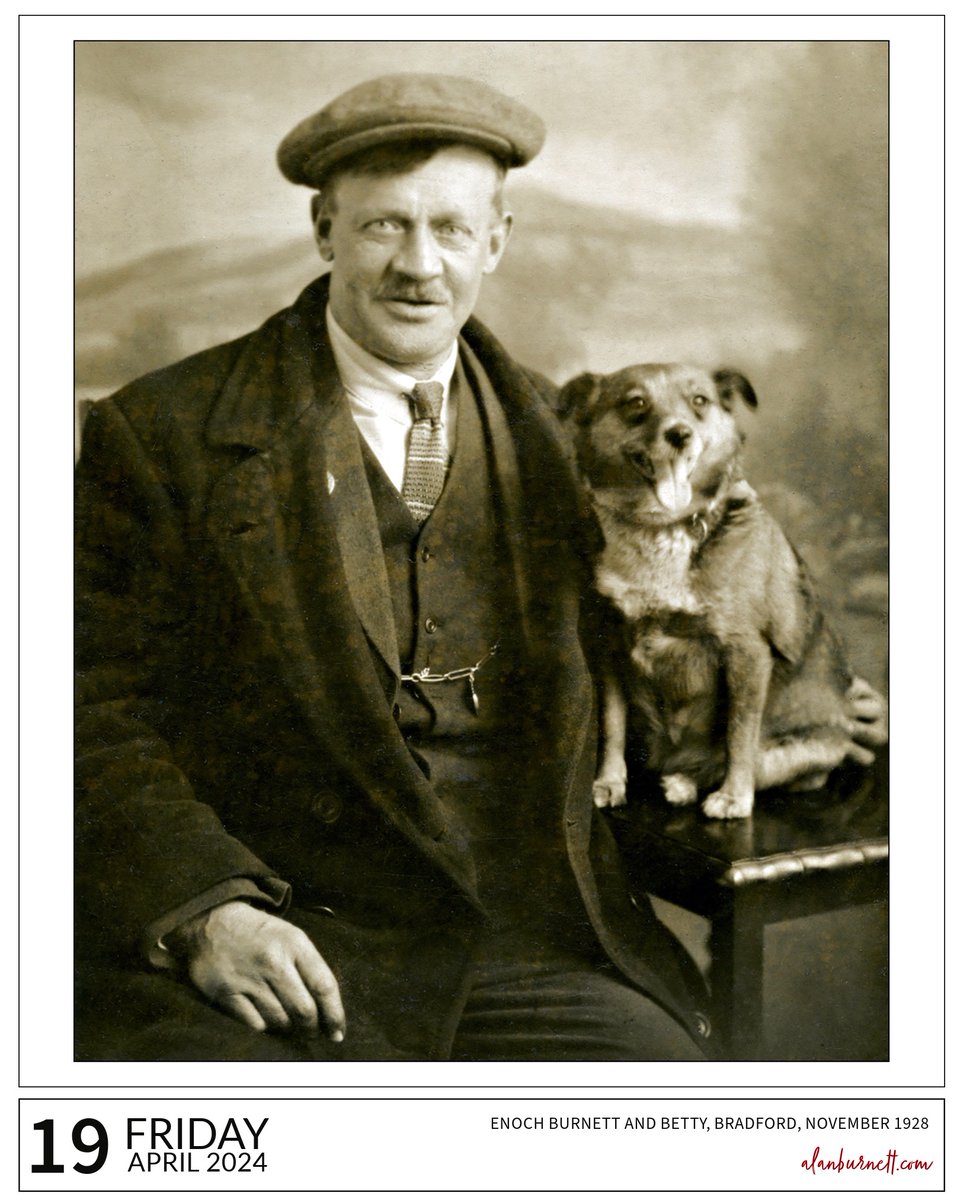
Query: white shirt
326,306,458,493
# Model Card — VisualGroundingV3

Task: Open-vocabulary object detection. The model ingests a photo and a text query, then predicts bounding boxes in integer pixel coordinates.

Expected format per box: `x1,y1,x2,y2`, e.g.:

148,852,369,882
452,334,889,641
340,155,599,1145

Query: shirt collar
325,304,458,423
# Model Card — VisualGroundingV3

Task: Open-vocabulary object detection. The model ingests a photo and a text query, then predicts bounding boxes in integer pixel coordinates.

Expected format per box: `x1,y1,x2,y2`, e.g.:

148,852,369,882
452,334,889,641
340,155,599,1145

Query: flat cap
277,73,545,187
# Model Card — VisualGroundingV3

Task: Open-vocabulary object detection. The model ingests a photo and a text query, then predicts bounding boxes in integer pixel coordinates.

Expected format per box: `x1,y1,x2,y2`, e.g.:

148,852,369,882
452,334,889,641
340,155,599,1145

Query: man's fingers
845,708,888,746
853,719,887,747
847,676,876,702
180,903,346,1040
218,992,269,1033
846,679,885,716
266,961,320,1031
844,678,888,746
851,694,884,721
845,741,876,767
296,944,346,1042
223,982,293,1031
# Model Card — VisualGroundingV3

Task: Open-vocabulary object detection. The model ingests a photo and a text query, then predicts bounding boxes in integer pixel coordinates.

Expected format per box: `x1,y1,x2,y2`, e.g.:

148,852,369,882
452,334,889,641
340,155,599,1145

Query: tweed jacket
75,276,711,1057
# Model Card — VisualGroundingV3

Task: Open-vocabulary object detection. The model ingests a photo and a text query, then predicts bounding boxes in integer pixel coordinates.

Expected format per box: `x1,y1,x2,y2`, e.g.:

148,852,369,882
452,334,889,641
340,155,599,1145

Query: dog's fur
559,363,881,819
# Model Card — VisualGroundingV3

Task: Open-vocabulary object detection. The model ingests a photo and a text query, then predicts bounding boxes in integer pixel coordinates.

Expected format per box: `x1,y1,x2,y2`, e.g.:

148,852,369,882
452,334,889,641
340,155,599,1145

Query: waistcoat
364,358,521,744
361,356,591,943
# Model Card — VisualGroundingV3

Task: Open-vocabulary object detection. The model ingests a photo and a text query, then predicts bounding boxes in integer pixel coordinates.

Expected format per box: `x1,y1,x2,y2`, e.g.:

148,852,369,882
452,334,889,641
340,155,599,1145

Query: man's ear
713,368,758,412
555,372,601,422
482,211,513,275
311,193,334,262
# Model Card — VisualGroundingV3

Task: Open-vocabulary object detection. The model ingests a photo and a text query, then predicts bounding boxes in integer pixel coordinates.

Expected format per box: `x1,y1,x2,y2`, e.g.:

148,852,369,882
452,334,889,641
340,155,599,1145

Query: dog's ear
713,369,758,412
555,372,601,422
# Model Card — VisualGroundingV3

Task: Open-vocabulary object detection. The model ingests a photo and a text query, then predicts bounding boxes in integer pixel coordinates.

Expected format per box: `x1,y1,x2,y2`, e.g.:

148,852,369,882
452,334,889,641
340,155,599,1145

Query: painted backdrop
75,41,887,685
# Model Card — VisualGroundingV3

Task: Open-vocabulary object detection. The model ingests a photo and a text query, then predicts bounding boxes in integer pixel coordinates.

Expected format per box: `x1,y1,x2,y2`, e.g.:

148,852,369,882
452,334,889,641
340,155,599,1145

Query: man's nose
392,226,442,279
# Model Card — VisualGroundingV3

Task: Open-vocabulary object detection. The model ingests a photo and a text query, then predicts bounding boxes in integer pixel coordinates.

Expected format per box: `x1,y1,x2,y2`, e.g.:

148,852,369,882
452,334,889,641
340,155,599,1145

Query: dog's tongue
655,461,692,512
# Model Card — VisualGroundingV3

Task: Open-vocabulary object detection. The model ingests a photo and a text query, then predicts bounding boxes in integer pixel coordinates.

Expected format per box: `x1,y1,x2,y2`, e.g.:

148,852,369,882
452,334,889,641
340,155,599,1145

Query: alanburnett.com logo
801,1147,934,1176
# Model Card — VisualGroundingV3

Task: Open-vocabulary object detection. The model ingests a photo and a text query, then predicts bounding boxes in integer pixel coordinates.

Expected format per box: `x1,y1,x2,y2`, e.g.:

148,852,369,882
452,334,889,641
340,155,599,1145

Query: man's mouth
381,294,446,307
378,296,448,322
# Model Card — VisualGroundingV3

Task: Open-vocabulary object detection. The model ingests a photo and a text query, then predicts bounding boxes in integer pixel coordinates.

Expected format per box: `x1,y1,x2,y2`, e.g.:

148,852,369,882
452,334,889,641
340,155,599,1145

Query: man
75,75,883,1062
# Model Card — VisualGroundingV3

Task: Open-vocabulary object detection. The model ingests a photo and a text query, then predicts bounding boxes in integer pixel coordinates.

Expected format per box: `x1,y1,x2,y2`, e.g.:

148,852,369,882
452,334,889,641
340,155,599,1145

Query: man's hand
166,901,346,1041
842,676,889,764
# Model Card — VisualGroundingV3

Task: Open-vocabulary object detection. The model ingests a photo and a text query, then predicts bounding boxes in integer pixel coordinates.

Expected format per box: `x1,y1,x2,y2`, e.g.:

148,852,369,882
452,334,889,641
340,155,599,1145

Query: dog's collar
586,477,755,543
687,479,757,545
688,512,710,544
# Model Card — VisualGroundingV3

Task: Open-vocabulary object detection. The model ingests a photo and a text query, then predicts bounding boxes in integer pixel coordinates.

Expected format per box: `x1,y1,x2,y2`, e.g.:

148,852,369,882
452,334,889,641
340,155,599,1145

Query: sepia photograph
72,38,890,1068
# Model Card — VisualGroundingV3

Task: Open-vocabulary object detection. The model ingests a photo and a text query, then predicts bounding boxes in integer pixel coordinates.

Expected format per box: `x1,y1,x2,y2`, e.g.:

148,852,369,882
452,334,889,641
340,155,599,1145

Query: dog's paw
661,773,698,806
702,790,754,820
593,777,627,808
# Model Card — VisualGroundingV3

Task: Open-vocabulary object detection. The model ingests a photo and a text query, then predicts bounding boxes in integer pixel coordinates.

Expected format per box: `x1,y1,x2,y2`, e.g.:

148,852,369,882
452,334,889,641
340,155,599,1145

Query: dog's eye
691,393,710,410
620,394,650,424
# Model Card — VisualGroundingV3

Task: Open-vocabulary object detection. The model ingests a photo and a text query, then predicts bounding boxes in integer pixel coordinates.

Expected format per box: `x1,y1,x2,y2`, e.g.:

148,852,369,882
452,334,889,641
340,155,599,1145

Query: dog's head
557,363,757,523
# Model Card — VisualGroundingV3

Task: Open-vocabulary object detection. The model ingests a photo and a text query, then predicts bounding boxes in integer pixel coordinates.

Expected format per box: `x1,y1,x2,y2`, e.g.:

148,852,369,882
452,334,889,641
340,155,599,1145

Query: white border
19,6,945,1106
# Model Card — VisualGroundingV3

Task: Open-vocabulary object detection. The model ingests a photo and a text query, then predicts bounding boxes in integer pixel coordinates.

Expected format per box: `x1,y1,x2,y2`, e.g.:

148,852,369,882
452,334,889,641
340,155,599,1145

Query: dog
557,363,886,819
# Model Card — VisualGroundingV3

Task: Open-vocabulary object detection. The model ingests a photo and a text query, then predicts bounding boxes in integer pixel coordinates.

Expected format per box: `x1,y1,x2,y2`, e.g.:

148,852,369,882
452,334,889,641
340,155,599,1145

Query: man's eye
366,219,400,233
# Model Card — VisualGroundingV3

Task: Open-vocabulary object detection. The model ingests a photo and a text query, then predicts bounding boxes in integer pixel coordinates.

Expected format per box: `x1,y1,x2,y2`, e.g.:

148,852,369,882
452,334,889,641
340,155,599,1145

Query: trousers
75,913,704,1063
449,928,705,1062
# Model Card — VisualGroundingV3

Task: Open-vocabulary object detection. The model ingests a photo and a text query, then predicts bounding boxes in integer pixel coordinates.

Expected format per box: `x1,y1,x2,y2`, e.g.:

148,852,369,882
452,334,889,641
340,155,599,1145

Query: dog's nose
664,422,694,450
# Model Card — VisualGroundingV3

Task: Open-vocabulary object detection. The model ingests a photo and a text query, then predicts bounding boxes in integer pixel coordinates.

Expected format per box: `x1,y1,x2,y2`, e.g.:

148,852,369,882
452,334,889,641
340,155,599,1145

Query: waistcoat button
310,794,343,825
420,546,433,562
424,617,438,634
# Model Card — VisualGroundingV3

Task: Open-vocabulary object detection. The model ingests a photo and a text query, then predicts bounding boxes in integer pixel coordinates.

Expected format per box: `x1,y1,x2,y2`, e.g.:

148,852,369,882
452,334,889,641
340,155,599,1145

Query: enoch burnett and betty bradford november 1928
75,73,885,1062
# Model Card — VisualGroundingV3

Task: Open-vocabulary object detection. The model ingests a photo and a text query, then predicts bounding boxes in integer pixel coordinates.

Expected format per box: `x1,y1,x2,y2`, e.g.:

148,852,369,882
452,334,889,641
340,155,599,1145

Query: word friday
126,1117,268,1150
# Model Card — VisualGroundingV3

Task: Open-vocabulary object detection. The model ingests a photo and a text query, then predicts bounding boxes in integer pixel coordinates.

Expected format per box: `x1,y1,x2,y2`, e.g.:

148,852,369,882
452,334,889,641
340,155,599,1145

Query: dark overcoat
75,276,711,1060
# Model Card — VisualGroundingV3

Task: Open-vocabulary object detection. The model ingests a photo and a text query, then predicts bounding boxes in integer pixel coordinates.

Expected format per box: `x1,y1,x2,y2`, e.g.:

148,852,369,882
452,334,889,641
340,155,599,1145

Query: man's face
317,145,512,375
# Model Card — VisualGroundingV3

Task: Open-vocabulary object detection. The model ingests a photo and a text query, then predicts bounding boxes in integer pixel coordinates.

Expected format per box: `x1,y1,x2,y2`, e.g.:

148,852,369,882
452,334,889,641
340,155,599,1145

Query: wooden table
607,750,888,1059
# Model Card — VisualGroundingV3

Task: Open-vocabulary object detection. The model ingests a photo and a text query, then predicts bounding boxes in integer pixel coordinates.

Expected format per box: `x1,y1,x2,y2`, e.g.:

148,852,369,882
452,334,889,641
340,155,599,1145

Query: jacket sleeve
75,397,288,960
144,877,289,969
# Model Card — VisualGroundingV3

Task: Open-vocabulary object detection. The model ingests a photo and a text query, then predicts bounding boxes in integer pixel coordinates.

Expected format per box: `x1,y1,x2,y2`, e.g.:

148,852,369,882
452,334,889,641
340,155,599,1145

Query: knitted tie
402,381,447,523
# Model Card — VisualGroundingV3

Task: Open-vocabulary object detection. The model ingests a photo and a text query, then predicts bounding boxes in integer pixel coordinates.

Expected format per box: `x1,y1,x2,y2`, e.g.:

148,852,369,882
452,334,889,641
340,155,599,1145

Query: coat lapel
321,393,401,679
460,316,596,821
205,277,400,682
458,338,533,650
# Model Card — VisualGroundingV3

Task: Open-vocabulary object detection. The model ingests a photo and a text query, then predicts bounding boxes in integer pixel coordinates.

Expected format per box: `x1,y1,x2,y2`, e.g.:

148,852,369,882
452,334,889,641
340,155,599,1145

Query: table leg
709,889,766,1059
